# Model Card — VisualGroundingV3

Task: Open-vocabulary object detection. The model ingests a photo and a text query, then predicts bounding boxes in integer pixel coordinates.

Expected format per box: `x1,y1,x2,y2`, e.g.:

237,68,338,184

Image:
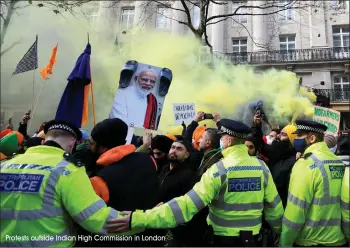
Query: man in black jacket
158,139,199,246
82,118,161,247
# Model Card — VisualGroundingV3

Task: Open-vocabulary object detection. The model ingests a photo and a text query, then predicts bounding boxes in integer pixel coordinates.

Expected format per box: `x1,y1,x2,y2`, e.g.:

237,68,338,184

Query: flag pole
29,35,38,130
30,78,45,128
89,62,96,126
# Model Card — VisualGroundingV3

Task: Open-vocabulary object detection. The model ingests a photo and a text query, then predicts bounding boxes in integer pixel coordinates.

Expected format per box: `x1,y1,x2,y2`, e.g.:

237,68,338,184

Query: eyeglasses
141,77,156,84
280,132,288,136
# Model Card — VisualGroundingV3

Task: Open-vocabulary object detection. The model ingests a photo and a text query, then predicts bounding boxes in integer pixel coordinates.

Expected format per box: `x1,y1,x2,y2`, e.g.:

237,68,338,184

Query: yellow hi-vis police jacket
131,144,284,237
341,166,350,241
280,142,347,247
0,145,135,247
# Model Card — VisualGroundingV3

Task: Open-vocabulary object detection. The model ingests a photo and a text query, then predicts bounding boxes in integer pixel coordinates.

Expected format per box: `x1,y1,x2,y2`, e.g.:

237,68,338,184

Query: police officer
105,119,284,247
341,166,349,242
280,119,347,247
0,120,131,246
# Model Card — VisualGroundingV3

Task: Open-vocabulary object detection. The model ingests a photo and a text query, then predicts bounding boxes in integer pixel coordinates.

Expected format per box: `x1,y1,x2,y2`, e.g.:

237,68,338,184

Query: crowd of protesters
0,110,349,247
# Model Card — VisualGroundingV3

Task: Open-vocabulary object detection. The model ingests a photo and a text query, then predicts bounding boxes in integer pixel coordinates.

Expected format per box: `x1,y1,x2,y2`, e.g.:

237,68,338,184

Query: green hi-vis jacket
0,145,140,247
280,142,347,247
341,167,350,241
131,144,284,237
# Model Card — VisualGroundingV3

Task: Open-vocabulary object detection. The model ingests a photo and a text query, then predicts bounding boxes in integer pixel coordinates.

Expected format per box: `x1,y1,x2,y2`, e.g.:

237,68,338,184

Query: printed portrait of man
109,68,161,130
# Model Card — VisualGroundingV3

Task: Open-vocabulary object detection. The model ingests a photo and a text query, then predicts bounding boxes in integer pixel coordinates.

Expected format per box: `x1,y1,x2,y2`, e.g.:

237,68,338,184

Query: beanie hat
282,124,297,146
10,131,24,146
151,135,174,154
192,125,207,150
324,132,338,149
175,139,193,153
165,133,176,141
0,129,12,139
91,118,128,149
0,133,19,156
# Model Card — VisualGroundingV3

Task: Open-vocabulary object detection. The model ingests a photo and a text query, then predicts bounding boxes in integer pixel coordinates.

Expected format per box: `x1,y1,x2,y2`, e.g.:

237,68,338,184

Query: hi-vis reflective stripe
282,216,303,230
0,229,71,247
257,159,269,187
0,207,64,220
215,161,226,184
168,199,185,225
186,189,206,211
73,199,107,223
1,163,54,171
288,193,310,209
309,154,343,206
341,199,350,210
100,208,118,235
211,200,263,211
0,160,70,220
342,220,350,230
208,211,262,227
266,194,282,208
283,216,342,231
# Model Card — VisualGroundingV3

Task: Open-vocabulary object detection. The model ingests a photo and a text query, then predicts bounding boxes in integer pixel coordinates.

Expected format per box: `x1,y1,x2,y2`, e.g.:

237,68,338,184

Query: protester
86,118,161,246
157,139,196,246
105,119,284,248
280,119,347,247
150,135,174,171
0,120,127,246
23,137,44,150
32,121,47,137
337,135,350,166
196,128,221,177
324,131,338,153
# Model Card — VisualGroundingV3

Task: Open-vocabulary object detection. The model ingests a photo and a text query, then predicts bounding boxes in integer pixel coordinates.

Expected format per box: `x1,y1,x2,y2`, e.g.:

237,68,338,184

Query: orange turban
0,129,12,139
165,134,176,141
10,131,24,146
192,125,208,150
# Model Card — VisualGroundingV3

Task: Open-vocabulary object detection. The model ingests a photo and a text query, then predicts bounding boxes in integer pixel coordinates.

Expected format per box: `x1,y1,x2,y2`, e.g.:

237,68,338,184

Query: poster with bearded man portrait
109,61,172,130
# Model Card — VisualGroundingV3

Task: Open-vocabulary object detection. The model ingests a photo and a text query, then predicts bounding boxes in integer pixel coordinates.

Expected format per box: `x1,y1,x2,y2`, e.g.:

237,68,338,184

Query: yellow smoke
1,7,315,134
92,31,316,135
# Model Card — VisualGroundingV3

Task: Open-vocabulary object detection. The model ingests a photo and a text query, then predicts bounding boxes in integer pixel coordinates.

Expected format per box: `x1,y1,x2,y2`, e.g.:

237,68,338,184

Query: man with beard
196,128,222,178
109,69,160,130
85,118,161,246
158,139,196,246
150,135,174,172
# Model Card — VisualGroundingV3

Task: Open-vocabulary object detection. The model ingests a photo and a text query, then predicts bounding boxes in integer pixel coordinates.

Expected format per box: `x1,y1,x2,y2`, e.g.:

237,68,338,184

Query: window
83,1,100,26
232,39,247,53
279,35,296,50
156,7,171,28
120,8,134,29
232,2,247,24
331,0,347,9
333,27,350,47
193,6,200,28
334,75,350,90
279,0,294,21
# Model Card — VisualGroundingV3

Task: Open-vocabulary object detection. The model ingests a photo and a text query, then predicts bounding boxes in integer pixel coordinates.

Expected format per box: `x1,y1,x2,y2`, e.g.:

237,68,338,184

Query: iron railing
214,47,350,64
313,88,350,102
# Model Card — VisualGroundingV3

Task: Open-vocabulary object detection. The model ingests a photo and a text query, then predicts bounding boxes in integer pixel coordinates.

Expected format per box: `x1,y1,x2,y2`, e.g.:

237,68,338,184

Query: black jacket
251,124,296,207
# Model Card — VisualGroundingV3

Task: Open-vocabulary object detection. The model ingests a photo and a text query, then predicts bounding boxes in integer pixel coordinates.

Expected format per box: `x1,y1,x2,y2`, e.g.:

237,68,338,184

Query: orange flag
40,44,58,80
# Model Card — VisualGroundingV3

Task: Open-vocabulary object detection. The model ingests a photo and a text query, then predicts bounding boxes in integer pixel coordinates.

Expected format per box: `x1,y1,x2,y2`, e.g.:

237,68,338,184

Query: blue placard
0,173,44,193
228,177,261,192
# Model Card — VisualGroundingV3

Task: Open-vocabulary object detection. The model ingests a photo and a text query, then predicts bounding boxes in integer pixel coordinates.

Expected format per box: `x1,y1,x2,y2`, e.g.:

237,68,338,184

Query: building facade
84,0,350,131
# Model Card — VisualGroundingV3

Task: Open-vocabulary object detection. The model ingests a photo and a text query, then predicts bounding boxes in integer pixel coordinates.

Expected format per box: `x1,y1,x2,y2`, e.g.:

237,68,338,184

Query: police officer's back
280,120,347,247
0,120,128,246
105,119,284,247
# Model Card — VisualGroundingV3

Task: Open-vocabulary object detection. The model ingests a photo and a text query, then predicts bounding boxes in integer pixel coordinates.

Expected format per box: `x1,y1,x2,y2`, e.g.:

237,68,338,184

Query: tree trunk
1,0,18,49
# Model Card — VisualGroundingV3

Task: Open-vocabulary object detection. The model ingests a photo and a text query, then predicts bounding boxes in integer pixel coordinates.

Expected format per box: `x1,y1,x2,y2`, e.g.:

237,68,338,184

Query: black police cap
44,120,82,140
218,119,252,139
292,119,327,134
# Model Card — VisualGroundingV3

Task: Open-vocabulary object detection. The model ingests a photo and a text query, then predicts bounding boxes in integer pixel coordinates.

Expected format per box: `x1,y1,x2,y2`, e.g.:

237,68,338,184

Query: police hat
44,120,82,140
218,119,252,139
292,119,327,134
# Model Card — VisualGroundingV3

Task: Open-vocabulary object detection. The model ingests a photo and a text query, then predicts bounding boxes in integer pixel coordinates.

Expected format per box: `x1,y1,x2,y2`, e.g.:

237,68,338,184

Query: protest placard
313,106,341,134
173,103,196,125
